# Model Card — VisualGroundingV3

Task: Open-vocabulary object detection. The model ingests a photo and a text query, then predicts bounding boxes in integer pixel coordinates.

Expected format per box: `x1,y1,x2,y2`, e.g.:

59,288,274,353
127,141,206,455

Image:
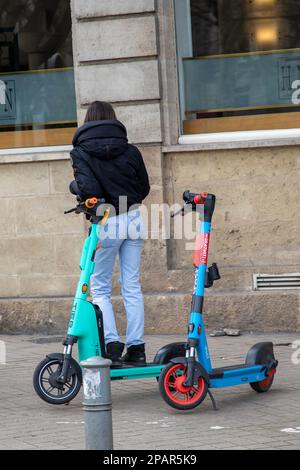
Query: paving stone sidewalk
0,333,299,450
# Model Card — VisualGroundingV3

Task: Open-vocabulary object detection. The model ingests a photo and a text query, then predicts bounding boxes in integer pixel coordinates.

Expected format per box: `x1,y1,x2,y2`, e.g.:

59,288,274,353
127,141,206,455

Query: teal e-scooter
33,183,186,405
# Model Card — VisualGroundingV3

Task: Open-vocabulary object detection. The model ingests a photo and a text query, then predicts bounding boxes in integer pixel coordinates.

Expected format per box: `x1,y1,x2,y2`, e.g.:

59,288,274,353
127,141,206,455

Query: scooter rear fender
245,342,278,372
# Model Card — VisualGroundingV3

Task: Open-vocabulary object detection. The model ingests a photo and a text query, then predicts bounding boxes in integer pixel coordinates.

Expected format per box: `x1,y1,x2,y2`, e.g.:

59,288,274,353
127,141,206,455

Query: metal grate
253,273,300,291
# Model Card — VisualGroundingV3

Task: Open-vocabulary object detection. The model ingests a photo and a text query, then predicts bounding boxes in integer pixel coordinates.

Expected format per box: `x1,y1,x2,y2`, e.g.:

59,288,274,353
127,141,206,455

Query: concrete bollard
80,356,113,450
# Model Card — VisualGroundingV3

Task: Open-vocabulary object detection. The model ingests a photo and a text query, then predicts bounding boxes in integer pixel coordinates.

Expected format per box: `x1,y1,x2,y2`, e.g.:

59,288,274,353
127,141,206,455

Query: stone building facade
0,0,299,333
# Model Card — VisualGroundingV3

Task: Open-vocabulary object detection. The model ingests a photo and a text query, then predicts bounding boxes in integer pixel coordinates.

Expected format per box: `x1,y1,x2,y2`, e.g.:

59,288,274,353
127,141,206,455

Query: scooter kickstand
207,389,218,411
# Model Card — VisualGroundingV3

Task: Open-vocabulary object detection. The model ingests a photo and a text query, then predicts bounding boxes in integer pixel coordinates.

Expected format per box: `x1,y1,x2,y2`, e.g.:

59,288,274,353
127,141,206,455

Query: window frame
173,0,300,141
0,2,76,151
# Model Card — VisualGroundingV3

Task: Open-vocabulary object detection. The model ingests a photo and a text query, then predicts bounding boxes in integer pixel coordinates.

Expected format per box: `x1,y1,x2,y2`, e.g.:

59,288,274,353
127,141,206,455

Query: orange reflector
85,198,98,209
82,283,88,293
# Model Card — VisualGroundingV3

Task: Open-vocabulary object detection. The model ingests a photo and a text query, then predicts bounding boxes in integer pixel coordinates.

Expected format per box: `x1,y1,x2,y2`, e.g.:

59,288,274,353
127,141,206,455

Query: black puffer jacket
70,120,150,213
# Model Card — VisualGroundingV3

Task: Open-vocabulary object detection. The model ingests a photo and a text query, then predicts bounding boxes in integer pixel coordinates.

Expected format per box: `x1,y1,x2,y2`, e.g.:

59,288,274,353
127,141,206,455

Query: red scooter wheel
250,369,276,393
159,362,208,410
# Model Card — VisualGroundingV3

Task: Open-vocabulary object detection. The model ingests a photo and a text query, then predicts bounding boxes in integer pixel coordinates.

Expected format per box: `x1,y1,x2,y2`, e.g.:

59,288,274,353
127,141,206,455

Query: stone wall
0,0,167,334
0,145,169,334
0,0,299,334
71,0,161,144
164,146,300,272
0,155,80,331
162,145,300,332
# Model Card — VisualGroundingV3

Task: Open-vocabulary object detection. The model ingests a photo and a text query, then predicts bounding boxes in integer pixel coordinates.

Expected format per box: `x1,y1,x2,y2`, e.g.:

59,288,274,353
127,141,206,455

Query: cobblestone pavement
0,333,299,450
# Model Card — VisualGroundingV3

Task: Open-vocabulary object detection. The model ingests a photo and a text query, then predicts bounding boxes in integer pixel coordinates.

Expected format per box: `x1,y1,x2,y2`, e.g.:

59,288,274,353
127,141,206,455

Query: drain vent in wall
253,273,300,291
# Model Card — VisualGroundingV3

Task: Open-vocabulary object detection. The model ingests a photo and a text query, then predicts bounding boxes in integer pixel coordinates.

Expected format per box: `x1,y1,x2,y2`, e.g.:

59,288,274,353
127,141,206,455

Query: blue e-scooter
158,191,278,410
33,187,277,411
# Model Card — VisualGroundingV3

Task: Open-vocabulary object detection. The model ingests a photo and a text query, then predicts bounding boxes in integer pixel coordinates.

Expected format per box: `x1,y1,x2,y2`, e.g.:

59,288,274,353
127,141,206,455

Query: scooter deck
209,362,268,388
110,362,165,380
210,363,249,378
110,360,268,386
111,362,157,369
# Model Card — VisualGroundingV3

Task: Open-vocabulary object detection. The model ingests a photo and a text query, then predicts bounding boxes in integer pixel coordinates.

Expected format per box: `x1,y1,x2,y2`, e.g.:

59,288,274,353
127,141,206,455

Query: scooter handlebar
64,197,106,215
183,190,208,205
171,191,208,218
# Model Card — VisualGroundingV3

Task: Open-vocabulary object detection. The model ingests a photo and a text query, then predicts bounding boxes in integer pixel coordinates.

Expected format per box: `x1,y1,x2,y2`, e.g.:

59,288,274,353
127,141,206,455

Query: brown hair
84,101,117,122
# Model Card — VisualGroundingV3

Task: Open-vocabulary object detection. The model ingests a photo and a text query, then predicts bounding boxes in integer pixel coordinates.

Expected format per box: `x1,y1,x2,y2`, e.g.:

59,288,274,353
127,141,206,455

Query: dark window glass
0,0,76,147
175,0,300,127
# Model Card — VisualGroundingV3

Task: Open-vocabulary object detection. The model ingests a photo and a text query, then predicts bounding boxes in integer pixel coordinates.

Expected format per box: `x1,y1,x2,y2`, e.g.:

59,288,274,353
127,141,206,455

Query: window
174,0,300,134
0,0,77,149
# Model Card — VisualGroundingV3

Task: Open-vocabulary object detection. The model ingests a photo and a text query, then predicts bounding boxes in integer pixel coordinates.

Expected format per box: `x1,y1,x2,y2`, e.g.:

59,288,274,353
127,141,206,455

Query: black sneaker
106,341,125,365
122,344,146,364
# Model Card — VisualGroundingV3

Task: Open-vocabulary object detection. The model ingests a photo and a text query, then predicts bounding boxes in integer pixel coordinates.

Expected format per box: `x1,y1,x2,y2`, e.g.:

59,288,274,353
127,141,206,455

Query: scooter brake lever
64,207,77,214
64,202,85,214
171,204,191,218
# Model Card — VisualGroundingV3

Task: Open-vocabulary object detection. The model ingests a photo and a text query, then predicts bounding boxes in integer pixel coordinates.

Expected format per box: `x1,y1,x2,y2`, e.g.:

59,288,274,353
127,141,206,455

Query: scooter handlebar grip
85,197,98,209
194,192,208,205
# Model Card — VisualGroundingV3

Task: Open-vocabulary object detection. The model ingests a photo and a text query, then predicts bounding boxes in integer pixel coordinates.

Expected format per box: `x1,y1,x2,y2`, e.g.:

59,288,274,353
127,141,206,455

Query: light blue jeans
91,210,144,347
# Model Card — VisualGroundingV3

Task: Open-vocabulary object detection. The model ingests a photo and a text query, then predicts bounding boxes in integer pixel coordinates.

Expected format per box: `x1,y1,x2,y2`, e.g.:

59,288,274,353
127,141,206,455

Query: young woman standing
70,101,150,364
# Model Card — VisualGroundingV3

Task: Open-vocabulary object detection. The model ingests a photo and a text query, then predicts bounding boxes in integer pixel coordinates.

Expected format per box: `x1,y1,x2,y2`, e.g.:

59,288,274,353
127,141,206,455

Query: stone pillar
71,0,162,144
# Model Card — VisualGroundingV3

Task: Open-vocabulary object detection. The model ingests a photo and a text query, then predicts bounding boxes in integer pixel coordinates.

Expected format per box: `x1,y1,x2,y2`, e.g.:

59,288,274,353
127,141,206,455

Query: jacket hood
72,120,128,160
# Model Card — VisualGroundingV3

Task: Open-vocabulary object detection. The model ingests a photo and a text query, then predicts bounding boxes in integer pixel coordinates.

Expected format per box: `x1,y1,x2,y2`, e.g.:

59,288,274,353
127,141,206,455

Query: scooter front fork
184,340,217,410
57,335,78,384
183,340,198,387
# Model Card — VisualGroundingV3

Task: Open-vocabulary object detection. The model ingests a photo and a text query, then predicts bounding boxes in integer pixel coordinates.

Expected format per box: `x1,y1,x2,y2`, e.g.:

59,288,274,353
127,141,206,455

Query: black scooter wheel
33,356,81,405
250,369,275,393
159,362,208,410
